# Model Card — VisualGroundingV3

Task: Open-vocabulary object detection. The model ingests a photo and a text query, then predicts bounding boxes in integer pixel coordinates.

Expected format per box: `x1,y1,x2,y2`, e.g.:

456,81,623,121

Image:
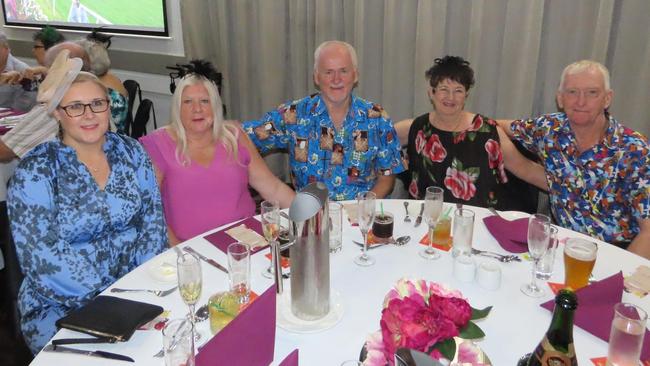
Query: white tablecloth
29,200,650,365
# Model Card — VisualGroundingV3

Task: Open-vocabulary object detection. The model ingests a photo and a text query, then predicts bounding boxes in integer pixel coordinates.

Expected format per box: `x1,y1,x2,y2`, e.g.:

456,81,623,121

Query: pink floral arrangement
363,278,491,366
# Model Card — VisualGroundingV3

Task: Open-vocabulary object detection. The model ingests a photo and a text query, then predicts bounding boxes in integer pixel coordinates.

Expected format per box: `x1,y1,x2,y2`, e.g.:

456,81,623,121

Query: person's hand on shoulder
22,66,48,81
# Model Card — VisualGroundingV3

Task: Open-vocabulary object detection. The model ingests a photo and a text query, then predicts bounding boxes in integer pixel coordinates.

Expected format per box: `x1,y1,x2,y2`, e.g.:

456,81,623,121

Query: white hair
313,40,358,72
558,60,611,91
170,74,240,165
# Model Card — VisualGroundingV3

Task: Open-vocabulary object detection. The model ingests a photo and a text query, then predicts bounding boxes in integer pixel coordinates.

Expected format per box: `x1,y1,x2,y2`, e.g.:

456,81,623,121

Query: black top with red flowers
406,113,512,209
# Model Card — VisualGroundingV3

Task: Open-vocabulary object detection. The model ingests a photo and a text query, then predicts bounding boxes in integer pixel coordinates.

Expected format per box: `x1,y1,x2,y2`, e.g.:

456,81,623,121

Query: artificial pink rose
415,130,427,153
423,134,447,162
444,167,477,201
408,179,419,198
484,139,502,169
431,295,472,328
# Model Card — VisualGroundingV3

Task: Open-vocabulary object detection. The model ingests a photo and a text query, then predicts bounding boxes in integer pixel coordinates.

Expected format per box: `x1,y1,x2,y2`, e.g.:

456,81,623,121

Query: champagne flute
521,214,551,297
419,186,444,260
354,191,376,266
260,200,280,279
177,252,202,343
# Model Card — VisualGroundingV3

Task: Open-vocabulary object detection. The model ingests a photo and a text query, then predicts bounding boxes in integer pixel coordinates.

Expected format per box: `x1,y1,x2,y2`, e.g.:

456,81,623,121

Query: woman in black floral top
397,56,546,209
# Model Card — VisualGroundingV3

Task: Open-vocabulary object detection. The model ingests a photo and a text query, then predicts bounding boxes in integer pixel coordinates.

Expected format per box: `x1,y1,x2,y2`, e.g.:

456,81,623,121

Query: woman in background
141,61,294,245
7,53,166,353
395,56,546,209
78,31,129,133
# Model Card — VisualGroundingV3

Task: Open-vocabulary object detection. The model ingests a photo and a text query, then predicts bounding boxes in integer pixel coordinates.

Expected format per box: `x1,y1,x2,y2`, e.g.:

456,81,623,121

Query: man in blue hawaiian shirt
242,41,404,201
500,60,650,259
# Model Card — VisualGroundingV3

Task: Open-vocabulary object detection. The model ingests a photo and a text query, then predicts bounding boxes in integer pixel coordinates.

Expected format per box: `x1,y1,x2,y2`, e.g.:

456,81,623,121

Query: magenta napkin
540,272,650,360
279,349,299,366
196,285,276,366
482,215,528,253
203,216,266,254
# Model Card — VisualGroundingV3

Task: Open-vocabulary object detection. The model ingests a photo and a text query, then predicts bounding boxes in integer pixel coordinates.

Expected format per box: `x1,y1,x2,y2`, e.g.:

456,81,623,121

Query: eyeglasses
58,99,110,117
562,88,603,100
433,86,466,97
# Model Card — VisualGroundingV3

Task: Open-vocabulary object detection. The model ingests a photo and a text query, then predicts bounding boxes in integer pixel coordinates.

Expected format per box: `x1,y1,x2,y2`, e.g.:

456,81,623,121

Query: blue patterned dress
511,112,650,244
7,132,167,353
242,94,405,201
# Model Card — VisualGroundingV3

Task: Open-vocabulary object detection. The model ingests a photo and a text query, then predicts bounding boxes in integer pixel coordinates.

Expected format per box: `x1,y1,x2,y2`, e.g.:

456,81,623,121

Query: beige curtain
180,0,650,135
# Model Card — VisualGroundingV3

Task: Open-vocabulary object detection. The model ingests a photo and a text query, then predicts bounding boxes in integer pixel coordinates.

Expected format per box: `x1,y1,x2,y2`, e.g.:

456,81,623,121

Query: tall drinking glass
419,186,444,260
261,200,280,278
177,252,202,342
354,191,376,266
521,213,551,297
607,302,647,366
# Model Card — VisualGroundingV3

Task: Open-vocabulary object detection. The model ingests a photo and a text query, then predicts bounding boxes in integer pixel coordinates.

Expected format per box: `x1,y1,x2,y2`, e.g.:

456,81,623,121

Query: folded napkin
196,285,276,366
541,272,650,361
279,349,299,366
204,217,267,254
482,215,528,253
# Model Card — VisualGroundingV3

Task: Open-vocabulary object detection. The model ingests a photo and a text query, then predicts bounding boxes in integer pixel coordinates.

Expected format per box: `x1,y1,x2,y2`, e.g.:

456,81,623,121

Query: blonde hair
558,60,611,91
170,74,239,165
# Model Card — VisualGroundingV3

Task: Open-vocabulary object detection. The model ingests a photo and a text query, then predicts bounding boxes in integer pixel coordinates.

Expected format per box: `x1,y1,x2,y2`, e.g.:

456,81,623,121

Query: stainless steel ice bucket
287,182,330,320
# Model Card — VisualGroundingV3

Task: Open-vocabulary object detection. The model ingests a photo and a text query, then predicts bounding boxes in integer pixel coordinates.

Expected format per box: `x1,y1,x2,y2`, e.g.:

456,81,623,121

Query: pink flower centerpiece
363,278,491,366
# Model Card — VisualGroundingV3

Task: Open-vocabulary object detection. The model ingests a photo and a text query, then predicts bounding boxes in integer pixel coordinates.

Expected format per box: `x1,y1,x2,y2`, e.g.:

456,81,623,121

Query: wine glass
177,252,202,342
354,191,376,266
260,200,280,278
419,186,444,260
521,213,551,297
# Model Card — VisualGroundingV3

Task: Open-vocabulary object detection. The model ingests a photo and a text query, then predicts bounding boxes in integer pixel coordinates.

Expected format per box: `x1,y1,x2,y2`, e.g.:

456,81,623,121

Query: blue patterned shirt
7,132,167,353
511,112,650,243
242,93,405,200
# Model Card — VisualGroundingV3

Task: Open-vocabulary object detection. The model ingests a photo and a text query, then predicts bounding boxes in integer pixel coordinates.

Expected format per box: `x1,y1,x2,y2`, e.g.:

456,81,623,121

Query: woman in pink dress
141,61,294,245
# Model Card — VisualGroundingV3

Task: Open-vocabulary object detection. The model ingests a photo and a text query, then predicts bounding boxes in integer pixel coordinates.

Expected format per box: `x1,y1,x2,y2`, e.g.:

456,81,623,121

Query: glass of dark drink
372,212,394,241
278,228,291,258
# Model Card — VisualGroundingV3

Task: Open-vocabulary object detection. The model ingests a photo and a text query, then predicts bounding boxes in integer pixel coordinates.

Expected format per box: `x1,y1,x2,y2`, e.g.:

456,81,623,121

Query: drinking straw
380,202,385,216
441,206,452,219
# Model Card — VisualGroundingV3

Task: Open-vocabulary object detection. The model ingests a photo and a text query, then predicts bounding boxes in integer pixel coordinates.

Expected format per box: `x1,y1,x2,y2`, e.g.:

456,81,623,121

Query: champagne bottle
518,289,578,366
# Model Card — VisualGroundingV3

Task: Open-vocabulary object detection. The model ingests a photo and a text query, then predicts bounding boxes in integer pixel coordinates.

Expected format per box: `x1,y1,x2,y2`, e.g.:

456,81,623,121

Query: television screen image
2,0,168,36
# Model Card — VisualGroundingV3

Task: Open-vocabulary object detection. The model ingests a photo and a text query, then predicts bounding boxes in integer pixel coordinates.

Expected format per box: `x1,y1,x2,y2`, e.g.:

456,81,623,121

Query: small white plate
146,251,177,283
499,211,530,221
277,290,344,334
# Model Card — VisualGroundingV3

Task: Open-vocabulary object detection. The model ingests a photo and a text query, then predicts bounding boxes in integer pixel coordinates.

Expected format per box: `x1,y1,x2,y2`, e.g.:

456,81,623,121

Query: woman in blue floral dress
7,65,166,353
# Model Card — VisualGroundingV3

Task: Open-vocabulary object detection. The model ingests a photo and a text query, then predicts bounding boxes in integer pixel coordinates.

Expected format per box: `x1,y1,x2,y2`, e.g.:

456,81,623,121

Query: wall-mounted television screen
1,0,168,37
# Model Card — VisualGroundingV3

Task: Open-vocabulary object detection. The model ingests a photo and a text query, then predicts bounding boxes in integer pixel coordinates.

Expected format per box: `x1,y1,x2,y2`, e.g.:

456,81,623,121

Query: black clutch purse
54,295,163,344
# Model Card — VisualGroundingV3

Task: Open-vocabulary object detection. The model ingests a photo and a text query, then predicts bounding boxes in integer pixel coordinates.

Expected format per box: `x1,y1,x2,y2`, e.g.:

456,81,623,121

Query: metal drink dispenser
287,182,330,320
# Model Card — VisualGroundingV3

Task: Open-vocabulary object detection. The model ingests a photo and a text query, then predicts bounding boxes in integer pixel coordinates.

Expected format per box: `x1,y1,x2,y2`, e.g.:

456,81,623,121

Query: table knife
414,203,425,227
183,247,229,274
43,344,134,363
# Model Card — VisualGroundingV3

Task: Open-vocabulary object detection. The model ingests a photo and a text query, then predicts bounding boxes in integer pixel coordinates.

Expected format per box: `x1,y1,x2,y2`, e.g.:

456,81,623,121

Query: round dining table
29,199,650,366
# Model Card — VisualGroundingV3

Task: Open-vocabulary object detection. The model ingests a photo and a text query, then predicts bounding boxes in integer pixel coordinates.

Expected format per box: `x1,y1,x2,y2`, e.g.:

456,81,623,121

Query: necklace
431,112,465,132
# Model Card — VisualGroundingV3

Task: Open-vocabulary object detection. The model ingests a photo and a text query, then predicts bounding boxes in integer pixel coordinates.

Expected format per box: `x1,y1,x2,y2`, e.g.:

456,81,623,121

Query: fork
403,201,411,223
110,286,177,297
471,248,520,262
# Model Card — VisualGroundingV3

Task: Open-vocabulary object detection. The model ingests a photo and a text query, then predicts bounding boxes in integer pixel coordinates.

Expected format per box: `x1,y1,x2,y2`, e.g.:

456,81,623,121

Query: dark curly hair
33,26,65,50
425,56,475,91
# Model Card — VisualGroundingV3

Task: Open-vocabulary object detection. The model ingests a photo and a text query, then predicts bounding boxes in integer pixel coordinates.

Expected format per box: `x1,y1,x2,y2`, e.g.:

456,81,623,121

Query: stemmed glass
260,200,280,278
419,186,444,260
354,191,376,266
177,252,202,343
521,213,551,297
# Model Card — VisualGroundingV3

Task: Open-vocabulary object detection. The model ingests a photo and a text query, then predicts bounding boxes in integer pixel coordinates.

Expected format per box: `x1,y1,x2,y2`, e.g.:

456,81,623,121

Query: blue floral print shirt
7,132,167,353
511,112,650,243
242,93,405,201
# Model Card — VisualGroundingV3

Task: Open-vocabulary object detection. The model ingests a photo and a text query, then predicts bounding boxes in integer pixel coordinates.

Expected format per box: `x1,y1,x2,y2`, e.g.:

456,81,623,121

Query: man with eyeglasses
242,40,404,201
499,60,650,259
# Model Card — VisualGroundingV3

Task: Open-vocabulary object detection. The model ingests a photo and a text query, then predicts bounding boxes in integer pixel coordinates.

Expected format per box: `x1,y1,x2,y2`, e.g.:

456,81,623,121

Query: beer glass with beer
563,238,598,290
